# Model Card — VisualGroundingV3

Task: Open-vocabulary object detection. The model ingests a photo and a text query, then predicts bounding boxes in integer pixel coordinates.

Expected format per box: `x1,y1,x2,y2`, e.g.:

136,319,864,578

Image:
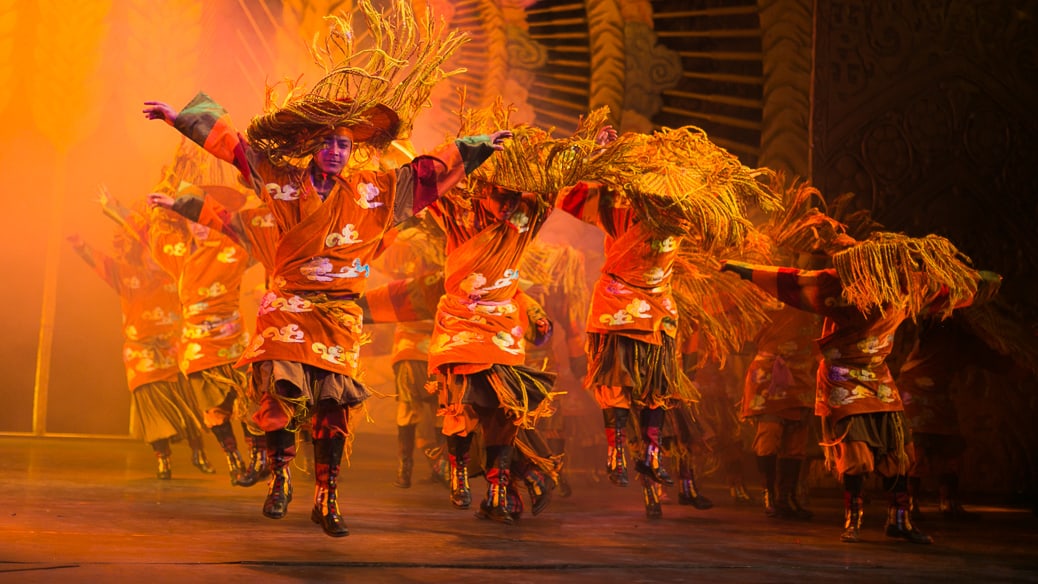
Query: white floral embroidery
325,224,362,247
355,182,383,208
267,183,299,201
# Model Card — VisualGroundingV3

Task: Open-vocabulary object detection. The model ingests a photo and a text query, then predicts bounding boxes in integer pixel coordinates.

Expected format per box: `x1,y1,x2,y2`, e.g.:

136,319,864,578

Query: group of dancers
68,0,1004,544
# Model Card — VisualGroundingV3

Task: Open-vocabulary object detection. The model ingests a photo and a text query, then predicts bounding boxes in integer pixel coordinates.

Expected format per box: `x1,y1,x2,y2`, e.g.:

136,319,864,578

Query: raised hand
487,130,513,151
595,125,618,147
143,101,178,125
96,184,113,209
147,192,175,209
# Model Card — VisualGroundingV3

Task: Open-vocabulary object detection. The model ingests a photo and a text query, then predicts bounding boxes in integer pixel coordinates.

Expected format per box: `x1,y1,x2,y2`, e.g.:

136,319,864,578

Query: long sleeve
172,93,256,186
722,261,842,316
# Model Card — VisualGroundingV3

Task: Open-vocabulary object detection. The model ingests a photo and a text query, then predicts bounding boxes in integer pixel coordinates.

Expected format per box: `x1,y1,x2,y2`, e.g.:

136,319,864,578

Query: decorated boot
603,407,630,487
884,476,933,544
211,420,246,487
476,445,514,525
840,492,864,543
776,458,813,520
236,431,271,487
677,458,714,509
151,439,172,480
311,435,349,537
447,434,473,509
186,431,216,474
635,408,673,486
757,454,779,518
262,429,295,520
522,465,555,516
840,474,865,543
643,475,663,519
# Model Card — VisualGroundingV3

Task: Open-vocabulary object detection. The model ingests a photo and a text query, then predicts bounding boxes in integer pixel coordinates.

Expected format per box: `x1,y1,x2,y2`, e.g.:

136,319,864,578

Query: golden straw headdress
449,98,631,204
598,126,781,251
247,0,468,165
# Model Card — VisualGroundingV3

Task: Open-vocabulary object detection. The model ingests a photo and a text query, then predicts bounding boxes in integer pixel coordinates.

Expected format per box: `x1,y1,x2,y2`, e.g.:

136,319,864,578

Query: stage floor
1,433,1035,583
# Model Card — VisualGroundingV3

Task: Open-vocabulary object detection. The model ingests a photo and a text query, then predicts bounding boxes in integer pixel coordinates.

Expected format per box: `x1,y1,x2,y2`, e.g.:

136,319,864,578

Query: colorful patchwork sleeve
722,261,841,315
172,92,256,189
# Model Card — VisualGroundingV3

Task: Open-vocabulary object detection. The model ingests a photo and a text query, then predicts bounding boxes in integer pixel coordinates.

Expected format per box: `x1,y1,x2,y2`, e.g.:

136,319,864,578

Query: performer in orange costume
67,228,215,479
143,2,510,538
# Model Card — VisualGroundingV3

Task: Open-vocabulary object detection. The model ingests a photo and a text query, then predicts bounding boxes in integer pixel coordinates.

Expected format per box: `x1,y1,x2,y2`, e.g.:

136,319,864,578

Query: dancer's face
481,187,520,220
314,132,353,175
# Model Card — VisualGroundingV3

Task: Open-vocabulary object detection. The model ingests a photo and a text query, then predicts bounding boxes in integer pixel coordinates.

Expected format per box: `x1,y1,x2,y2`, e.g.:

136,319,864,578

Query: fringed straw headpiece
452,99,631,204
600,126,780,251
247,0,467,165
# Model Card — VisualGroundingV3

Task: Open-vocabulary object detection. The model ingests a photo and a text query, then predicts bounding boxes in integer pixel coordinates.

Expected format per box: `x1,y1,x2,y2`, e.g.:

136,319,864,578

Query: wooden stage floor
1,432,1035,583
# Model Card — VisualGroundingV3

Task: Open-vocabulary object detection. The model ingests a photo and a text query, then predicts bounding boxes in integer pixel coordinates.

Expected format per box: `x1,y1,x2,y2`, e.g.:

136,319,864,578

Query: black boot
447,434,473,509
211,421,246,487
187,432,216,474
642,475,663,519
938,473,979,521
884,475,933,544
635,408,673,486
236,431,270,487
603,408,630,487
757,454,779,518
522,465,555,516
777,458,813,520
730,482,754,505
394,425,416,489
262,429,295,519
424,445,451,488
152,439,172,480
677,458,714,509
476,445,515,525
311,435,349,537
190,449,216,474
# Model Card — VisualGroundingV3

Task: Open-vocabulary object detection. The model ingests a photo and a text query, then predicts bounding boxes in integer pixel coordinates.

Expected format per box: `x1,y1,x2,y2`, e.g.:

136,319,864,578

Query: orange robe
741,306,822,420
557,182,681,344
137,209,251,375
171,92,494,381
425,193,552,373
74,245,180,390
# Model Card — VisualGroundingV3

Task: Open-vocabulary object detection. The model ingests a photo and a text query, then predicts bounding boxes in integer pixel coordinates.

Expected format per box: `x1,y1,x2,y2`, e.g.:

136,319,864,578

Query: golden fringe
755,173,849,261
514,429,562,482
672,249,773,368
249,0,467,163
452,100,635,202
831,232,979,318
485,369,561,430
602,126,780,250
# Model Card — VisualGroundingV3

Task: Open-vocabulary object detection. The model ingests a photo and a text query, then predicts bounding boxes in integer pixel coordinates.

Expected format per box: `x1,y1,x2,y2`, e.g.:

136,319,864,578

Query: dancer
67,226,214,479
741,303,821,520
102,176,256,488
143,1,511,537
722,232,1001,543
555,125,765,518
